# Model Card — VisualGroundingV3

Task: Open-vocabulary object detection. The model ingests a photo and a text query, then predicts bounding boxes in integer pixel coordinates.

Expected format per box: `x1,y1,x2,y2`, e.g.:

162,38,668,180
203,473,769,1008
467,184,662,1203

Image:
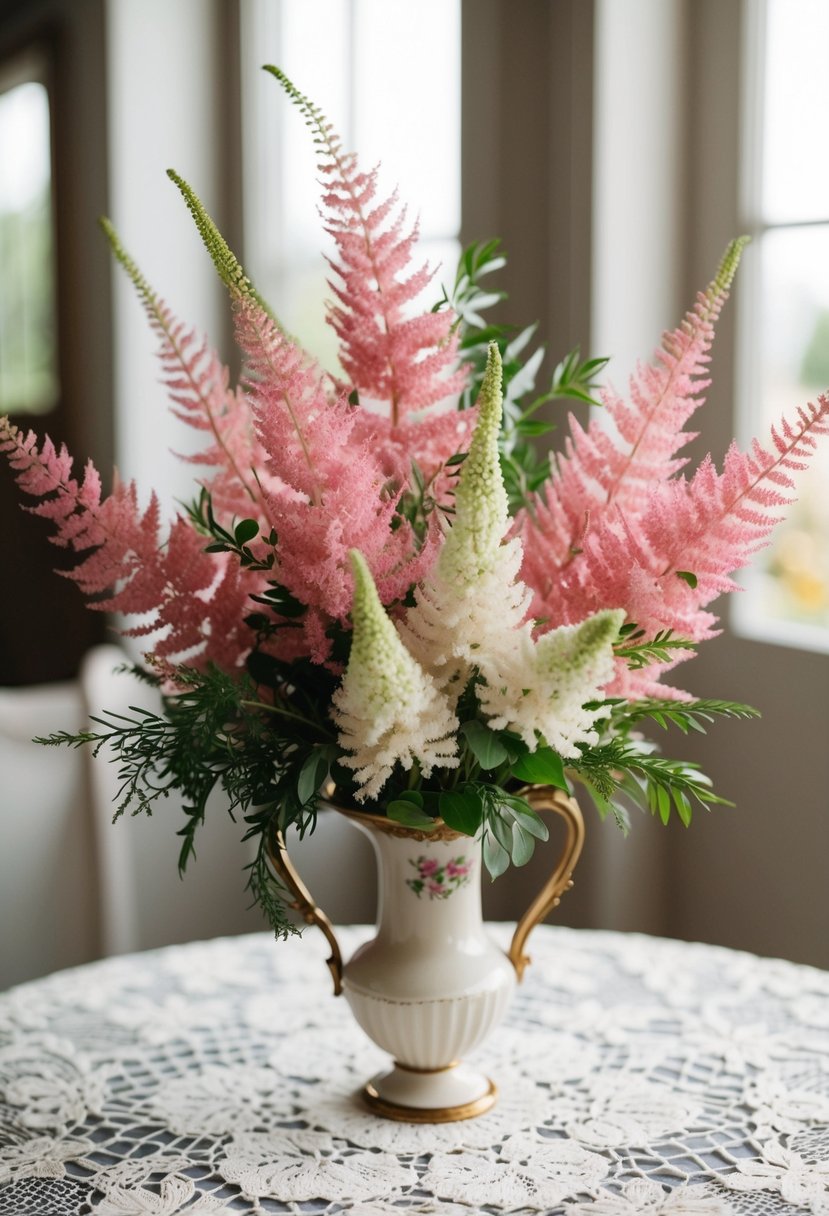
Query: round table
1,926,828,1215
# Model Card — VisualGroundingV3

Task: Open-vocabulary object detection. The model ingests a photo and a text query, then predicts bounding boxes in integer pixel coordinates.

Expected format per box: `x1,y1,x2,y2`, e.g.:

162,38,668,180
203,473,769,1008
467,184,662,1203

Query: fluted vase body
269,784,584,1121
341,815,514,1118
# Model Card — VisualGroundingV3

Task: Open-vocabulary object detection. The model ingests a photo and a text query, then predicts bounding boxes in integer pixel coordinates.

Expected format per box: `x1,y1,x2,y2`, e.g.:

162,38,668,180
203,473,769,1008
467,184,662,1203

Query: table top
1,925,828,1215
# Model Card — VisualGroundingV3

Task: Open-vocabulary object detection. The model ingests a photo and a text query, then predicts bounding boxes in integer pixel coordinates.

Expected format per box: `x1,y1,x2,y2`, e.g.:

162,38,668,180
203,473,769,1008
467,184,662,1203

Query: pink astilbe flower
541,396,829,696
349,404,479,494
517,239,747,618
165,170,442,659
0,419,264,671
236,296,438,641
125,525,264,671
510,242,829,697
0,421,163,604
266,67,468,425
102,220,272,532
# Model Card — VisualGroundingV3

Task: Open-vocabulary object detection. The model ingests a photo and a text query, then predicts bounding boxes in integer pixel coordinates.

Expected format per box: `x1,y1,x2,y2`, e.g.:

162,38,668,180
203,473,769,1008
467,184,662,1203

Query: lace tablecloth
1,925,828,1215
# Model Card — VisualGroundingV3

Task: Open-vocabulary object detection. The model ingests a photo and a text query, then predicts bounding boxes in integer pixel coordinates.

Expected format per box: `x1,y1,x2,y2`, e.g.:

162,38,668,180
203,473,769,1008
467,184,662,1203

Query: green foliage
568,695,759,830
618,698,760,735
569,736,730,830
510,746,569,790
441,239,608,512
613,624,697,670
392,458,461,546
36,659,339,939
186,487,277,572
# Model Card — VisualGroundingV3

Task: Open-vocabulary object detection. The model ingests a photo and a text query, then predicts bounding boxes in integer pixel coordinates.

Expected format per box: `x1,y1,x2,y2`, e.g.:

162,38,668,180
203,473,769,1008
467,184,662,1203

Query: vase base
361,1063,497,1123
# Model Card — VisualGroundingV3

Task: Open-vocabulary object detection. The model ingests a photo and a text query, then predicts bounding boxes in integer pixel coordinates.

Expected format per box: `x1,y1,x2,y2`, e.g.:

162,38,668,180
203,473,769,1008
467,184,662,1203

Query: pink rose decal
407,855,474,900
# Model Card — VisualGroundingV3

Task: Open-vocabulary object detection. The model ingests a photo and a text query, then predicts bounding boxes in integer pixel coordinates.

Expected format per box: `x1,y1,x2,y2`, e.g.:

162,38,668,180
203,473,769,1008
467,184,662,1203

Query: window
0,50,58,417
735,0,829,648
241,0,461,371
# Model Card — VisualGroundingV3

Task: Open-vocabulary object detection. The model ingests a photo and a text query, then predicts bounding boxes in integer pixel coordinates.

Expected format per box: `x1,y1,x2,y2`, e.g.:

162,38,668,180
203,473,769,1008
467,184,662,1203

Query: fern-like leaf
618,697,760,734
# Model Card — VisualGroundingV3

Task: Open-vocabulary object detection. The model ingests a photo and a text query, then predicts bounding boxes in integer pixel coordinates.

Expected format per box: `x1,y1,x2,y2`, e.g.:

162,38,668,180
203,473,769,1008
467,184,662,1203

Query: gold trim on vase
322,784,466,841
265,826,344,996
506,785,585,982
361,1078,498,1123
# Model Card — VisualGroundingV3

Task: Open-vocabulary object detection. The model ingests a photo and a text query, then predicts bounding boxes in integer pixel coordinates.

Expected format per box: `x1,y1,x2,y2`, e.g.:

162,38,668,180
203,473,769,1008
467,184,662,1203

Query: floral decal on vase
406,855,473,900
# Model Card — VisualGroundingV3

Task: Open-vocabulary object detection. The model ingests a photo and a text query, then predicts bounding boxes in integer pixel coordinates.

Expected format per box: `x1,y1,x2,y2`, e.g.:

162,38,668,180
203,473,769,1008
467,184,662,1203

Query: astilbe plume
266,66,471,490
400,344,623,754
401,344,533,700
543,397,829,702
101,219,272,531
168,173,438,658
238,294,437,634
332,551,459,801
515,239,829,696
518,238,748,590
0,420,260,670
481,608,625,756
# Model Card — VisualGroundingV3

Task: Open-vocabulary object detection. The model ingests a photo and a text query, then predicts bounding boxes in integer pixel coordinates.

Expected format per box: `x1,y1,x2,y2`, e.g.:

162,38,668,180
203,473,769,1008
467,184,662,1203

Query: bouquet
3,69,827,939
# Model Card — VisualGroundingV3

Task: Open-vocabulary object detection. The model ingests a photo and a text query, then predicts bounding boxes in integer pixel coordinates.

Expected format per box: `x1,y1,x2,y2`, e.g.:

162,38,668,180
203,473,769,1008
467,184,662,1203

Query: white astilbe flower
402,341,624,754
481,608,625,755
401,535,533,702
402,344,533,697
332,550,459,801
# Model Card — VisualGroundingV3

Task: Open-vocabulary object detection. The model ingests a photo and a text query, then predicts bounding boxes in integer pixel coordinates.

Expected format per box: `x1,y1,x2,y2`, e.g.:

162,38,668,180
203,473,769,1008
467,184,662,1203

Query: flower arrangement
3,69,828,939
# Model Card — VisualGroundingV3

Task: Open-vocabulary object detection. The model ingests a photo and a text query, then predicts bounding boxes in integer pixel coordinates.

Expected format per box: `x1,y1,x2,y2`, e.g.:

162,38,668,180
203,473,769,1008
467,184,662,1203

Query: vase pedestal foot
361,1061,497,1122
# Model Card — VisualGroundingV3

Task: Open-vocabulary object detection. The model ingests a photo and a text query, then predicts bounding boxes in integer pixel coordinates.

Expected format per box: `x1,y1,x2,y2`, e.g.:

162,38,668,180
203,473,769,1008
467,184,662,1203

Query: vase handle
506,785,585,982
266,826,344,996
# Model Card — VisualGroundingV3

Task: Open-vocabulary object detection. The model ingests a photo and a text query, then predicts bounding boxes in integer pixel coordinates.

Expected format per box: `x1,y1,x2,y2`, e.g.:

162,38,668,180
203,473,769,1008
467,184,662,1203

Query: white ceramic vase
270,785,583,1122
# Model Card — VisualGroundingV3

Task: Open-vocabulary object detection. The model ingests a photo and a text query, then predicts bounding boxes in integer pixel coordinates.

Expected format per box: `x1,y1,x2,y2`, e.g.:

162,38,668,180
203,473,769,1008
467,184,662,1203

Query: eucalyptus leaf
489,810,514,855
499,795,549,841
482,830,510,880
510,821,536,867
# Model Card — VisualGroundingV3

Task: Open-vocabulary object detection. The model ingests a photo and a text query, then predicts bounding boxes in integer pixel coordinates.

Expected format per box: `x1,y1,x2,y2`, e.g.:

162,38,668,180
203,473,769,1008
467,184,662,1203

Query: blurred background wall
1,0,827,989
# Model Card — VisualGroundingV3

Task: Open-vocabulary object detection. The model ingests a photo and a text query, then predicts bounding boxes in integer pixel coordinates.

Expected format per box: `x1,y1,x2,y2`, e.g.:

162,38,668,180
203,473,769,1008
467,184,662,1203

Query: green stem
239,700,333,736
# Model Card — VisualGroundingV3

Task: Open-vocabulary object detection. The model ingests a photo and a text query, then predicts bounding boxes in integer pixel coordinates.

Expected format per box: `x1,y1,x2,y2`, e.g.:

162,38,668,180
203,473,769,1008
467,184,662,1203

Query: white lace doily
1,925,828,1214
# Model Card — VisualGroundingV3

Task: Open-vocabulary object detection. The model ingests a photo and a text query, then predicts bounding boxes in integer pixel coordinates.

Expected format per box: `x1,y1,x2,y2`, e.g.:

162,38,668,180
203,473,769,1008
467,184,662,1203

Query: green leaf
234,518,259,546
297,748,330,805
510,821,536,867
499,795,549,841
676,570,698,589
460,720,510,770
489,810,514,854
511,746,569,790
439,789,483,836
515,419,554,437
386,799,436,829
673,786,693,827
482,830,510,880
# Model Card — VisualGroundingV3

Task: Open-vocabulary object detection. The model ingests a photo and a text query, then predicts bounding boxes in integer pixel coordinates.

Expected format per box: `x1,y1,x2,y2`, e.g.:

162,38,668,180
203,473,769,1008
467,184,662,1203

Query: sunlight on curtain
735,0,829,648
241,0,461,373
